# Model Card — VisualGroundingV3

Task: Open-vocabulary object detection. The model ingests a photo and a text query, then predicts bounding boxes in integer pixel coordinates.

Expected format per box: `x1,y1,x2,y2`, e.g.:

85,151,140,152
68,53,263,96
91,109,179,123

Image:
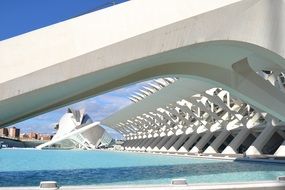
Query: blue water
0,149,285,187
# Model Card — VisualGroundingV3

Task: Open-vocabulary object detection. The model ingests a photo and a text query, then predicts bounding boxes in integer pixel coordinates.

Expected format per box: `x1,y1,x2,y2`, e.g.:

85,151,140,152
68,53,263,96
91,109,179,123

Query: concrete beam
1,0,285,129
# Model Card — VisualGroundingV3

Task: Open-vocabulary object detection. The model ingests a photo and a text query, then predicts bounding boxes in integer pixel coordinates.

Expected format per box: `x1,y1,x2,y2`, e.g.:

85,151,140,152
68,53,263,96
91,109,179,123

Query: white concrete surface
1,0,285,129
1,181,285,190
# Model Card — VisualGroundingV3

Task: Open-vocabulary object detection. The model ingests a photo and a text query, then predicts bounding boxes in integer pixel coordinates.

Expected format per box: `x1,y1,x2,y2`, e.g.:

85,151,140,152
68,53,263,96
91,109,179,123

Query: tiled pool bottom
0,149,284,187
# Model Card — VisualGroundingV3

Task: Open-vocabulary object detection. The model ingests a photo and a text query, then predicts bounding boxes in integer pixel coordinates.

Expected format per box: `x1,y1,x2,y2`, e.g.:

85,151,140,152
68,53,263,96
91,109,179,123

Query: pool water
0,149,284,187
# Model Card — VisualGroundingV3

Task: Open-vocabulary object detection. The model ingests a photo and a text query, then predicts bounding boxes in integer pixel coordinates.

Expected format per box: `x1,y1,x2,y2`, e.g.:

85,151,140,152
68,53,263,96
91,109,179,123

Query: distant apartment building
20,133,29,139
1,127,53,141
19,132,53,141
0,128,9,137
39,135,52,141
8,127,20,139
28,132,38,139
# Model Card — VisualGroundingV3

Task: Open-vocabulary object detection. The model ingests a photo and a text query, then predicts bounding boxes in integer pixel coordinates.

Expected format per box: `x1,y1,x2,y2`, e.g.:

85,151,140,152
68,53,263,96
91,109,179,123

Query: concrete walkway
1,181,285,190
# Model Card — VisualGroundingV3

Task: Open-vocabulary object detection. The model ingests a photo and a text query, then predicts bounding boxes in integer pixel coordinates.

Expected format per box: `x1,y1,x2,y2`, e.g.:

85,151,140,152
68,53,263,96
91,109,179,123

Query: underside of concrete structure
1,0,285,156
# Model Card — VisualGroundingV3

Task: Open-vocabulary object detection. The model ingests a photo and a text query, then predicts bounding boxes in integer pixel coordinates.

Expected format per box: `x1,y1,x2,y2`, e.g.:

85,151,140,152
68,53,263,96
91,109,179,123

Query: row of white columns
118,87,285,156
123,125,285,156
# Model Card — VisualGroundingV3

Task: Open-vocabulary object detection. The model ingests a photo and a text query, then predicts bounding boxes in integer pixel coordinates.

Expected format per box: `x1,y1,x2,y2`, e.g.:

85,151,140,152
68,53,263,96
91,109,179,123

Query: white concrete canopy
0,0,285,129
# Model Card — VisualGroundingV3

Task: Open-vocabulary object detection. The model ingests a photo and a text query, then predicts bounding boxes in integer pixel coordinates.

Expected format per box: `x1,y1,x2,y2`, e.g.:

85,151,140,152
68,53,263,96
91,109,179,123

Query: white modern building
103,78,285,157
36,108,112,150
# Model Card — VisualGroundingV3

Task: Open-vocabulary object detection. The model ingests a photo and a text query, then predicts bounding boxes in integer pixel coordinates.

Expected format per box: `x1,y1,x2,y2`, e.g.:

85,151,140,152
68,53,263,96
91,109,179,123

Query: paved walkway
1,181,285,190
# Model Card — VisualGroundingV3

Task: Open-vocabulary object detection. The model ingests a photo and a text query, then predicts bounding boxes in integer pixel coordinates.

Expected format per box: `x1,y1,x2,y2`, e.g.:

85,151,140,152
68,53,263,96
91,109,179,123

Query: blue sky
0,0,127,40
0,0,151,139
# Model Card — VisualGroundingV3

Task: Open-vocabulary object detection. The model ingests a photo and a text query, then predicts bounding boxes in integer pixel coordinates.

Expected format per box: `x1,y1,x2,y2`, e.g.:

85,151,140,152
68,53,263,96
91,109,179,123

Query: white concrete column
204,129,230,154
246,125,277,155
160,135,180,152
133,137,144,148
137,138,150,149
126,139,138,149
146,136,163,151
123,140,133,147
274,140,285,156
190,130,213,153
223,127,250,154
168,134,190,152
142,137,156,150
131,138,144,149
178,133,200,152
152,135,172,151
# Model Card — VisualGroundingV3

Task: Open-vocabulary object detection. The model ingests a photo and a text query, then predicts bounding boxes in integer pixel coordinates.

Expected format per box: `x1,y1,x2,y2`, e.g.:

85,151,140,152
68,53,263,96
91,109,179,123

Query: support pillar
168,134,190,152
126,139,138,150
131,138,144,149
190,130,212,153
142,137,156,150
123,140,132,147
137,138,150,150
246,125,277,155
152,135,172,151
223,127,250,154
178,133,200,152
146,136,163,151
160,135,180,152
274,140,285,156
204,130,230,154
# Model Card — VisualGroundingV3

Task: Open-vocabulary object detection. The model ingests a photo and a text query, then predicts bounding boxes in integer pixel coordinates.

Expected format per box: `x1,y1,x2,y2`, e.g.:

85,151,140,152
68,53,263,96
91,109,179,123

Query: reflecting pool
0,149,284,187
